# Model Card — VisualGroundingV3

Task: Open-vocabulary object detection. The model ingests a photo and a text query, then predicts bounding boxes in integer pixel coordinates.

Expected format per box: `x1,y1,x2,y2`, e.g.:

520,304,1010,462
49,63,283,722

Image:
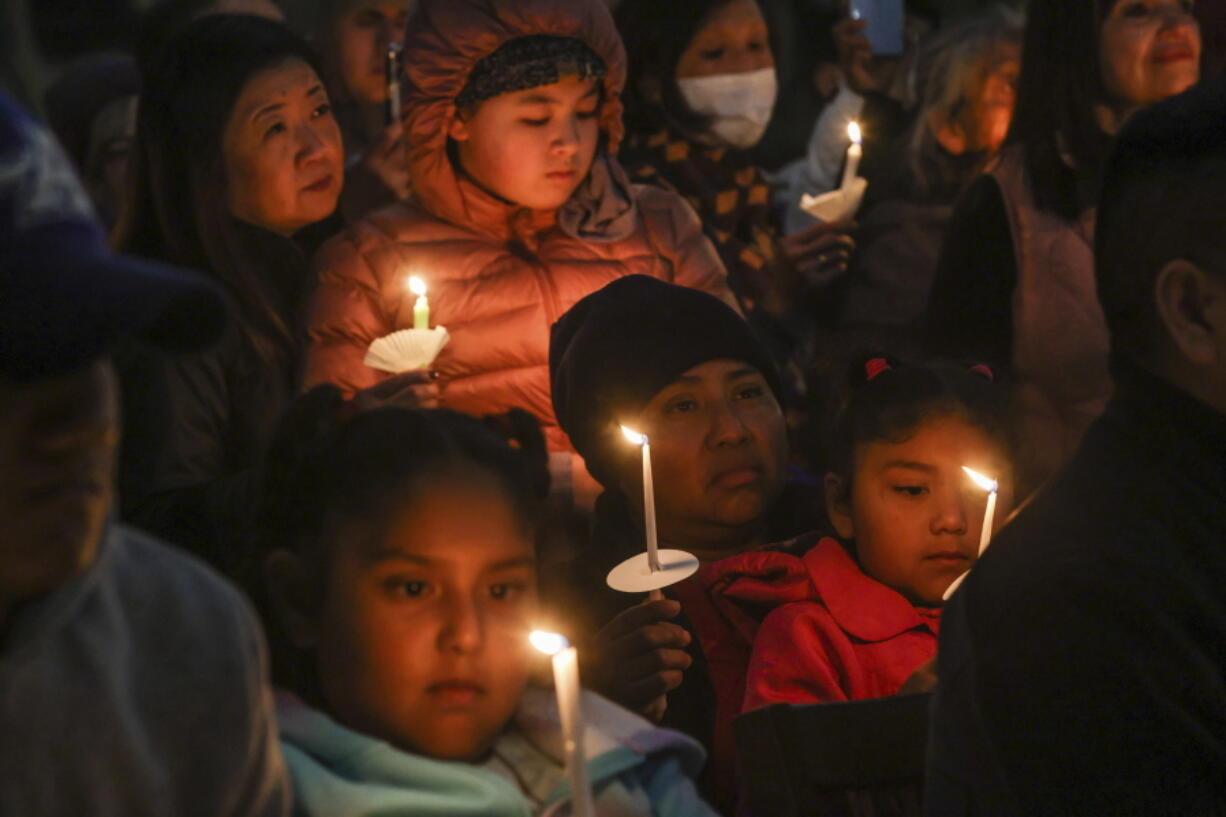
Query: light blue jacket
278,687,720,817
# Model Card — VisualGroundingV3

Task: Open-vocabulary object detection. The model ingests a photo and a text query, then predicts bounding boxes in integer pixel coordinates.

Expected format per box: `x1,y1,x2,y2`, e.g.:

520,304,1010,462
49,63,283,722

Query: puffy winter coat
305,0,736,451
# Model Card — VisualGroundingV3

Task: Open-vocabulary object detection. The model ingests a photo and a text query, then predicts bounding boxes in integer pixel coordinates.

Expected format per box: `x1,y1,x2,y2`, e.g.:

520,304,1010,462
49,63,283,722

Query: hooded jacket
305,0,736,452
278,687,718,816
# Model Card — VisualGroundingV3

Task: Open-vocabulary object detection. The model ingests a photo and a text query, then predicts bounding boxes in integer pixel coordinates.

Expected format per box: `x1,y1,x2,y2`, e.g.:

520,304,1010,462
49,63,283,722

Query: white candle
962,466,999,554
943,467,1001,601
530,632,595,817
841,121,863,191
408,276,429,330
620,426,661,573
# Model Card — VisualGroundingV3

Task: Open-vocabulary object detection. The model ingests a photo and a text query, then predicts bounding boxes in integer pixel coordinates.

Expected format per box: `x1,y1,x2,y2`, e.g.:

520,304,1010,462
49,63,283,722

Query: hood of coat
401,0,632,243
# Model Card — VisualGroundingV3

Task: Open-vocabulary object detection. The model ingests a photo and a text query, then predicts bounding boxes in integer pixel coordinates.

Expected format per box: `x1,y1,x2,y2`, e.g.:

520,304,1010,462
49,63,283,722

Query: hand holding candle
408,276,430,330
943,466,1000,601
799,120,867,221
605,426,699,598
530,631,595,817
841,120,863,191
620,426,660,573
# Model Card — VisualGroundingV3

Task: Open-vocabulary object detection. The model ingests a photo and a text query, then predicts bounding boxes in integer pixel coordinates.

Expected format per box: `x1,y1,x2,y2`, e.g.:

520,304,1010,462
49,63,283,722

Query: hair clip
865,357,892,381
969,364,994,382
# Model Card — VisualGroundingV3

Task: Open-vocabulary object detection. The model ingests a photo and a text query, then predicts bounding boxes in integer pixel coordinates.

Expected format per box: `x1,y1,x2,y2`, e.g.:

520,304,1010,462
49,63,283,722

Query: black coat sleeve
924,175,1017,369
117,329,262,576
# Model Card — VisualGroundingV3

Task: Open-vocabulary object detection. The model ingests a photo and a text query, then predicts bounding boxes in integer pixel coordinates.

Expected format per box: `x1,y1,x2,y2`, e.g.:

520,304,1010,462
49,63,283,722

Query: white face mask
676,67,778,150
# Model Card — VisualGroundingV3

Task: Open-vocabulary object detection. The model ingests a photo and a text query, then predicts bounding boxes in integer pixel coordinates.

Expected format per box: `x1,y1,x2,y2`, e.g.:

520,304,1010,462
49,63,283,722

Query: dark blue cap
0,91,226,380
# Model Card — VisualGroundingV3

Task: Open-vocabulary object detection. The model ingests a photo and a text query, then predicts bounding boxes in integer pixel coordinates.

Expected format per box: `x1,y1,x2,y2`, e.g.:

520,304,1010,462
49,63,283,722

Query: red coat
667,536,818,813
742,537,940,710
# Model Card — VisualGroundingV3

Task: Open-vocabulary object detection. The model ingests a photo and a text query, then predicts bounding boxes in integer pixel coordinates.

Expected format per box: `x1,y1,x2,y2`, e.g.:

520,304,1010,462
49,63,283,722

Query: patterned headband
456,35,606,109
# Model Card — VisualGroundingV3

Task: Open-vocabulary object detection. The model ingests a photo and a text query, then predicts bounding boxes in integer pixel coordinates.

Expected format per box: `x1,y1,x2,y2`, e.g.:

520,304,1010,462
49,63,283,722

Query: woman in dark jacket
115,14,345,577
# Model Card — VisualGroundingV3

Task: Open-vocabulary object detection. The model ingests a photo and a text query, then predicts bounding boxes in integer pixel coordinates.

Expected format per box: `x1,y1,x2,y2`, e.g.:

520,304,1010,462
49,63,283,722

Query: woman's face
334,0,412,107
958,43,1020,155
615,359,789,561
675,0,774,80
223,58,344,236
1100,0,1200,111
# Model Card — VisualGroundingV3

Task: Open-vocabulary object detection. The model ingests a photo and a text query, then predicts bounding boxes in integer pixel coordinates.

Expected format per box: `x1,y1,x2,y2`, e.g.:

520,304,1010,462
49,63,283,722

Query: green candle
409,276,429,330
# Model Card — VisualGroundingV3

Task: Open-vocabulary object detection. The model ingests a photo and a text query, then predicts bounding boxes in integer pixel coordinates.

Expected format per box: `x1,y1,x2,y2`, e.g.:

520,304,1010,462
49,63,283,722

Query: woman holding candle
741,355,1014,711
926,0,1201,498
836,9,1022,352
549,275,823,814
305,0,738,470
614,0,856,383
257,392,717,816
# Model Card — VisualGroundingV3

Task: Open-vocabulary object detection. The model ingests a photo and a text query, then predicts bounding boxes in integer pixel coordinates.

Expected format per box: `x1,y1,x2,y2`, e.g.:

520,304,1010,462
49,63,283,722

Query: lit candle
841,121,863,191
408,276,429,330
530,631,595,817
943,466,1000,601
620,426,661,573
962,466,999,555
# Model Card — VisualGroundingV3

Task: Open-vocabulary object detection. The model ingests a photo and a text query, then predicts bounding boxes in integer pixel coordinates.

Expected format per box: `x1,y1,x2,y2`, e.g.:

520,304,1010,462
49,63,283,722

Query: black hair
614,0,749,136
116,14,325,366
1006,0,1113,220
256,385,549,691
1095,78,1226,368
259,386,549,556
826,354,1009,494
134,0,285,78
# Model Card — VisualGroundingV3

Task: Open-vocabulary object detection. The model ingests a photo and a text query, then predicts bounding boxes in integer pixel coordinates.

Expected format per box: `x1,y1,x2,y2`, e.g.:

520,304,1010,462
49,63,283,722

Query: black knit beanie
456,34,606,109
550,275,783,488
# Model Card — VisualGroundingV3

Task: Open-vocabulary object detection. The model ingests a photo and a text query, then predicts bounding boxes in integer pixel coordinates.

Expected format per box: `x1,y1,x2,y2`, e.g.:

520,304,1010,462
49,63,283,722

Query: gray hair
905,5,1023,198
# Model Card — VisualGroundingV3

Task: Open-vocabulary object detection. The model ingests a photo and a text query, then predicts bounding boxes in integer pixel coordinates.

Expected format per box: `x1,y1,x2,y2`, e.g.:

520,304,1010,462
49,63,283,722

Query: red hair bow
865,358,892,381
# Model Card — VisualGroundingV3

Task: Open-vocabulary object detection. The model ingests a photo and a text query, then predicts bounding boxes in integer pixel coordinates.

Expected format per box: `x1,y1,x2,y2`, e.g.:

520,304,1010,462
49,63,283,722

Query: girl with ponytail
255,388,714,816
742,355,1014,709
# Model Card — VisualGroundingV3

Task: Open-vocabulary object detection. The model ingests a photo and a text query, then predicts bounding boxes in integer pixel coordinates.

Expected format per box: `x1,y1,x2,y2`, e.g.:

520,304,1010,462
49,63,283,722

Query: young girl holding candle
258,388,717,817
305,0,738,465
741,356,1014,710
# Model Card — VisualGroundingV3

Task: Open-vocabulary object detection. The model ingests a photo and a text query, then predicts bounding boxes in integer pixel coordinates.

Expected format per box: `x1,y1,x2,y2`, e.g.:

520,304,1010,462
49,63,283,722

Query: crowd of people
2,0,1224,815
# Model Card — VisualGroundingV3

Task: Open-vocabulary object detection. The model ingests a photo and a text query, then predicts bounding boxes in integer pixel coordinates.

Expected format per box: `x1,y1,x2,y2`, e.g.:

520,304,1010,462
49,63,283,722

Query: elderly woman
837,9,1022,351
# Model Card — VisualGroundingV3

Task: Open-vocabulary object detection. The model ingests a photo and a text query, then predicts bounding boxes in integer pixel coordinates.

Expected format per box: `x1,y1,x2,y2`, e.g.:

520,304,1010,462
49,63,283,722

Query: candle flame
847,121,862,145
408,276,427,296
620,425,648,446
962,466,999,493
529,630,569,655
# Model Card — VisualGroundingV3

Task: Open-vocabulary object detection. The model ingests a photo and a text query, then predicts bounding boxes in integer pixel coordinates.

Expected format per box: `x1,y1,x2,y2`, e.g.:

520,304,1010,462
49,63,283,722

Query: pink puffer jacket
305,0,736,451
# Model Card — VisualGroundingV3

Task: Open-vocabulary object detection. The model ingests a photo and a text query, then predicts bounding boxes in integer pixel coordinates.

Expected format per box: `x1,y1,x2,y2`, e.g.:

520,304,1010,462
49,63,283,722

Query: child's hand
585,598,693,721
359,121,412,200
352,370,440,411
898,656,938,695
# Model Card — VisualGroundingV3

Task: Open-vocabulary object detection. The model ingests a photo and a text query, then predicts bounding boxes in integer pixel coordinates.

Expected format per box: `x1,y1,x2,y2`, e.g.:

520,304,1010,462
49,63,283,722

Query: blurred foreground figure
927,76,1226,816
0,92,289,817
